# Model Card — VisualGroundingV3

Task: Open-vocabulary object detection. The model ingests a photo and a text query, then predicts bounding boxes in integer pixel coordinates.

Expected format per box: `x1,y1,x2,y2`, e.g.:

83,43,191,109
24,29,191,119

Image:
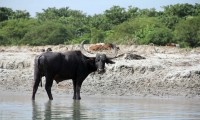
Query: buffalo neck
86,57,97,73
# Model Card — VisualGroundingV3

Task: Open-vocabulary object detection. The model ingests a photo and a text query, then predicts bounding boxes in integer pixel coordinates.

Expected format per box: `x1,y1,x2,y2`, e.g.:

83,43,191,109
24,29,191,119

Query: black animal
32,40,117,100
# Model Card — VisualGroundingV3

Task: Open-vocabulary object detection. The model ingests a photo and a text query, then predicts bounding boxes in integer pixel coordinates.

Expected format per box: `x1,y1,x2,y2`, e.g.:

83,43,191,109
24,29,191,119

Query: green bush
174,16,200,47
22,21,73,45
0,19,38,45
106,17,167,45
142,27,173,45
1,4,200,47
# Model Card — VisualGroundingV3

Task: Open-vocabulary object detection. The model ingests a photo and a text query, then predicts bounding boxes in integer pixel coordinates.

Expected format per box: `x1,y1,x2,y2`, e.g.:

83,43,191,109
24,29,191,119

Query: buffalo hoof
73,96,81,100
49,98,53,100
32,97,35,100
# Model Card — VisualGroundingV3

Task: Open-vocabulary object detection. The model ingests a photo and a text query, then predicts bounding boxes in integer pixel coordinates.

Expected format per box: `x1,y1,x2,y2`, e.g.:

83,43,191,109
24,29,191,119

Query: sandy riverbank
0,45,200,98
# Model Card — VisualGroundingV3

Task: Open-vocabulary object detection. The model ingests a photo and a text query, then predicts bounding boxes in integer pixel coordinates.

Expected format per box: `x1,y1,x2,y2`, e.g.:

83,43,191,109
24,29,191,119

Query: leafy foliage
22,21,73,45
0,7,14,21
104,6,128,26
143,27,173,45
174,16,200,47
0,3,200,47
0,19,37,45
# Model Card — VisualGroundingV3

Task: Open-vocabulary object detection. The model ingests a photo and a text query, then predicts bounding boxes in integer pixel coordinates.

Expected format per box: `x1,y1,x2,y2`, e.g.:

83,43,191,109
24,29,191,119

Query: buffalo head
80,40,117,74
95,53,115,74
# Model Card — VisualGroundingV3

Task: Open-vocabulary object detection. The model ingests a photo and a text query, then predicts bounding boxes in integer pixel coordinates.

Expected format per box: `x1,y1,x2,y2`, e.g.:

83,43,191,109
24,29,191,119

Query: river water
0,93,200,120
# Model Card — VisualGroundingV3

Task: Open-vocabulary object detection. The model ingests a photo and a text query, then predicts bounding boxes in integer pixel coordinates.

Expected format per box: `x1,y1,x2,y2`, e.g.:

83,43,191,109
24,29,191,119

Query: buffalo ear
106,59,115,64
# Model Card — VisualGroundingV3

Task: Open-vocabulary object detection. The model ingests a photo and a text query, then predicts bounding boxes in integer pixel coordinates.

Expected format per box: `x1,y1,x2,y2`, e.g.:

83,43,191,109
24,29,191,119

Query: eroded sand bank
0,45,200,98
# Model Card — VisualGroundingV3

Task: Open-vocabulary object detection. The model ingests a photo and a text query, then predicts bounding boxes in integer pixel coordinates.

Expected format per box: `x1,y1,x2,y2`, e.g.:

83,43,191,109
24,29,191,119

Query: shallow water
0,94,200,120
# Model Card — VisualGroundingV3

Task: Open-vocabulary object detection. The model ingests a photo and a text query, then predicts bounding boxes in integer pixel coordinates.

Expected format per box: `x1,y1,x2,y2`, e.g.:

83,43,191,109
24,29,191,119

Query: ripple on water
0,94,200,120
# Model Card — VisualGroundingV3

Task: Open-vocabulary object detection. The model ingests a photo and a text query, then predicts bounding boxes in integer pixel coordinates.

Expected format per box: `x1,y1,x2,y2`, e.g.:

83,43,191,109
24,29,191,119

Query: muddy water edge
0,93,200,120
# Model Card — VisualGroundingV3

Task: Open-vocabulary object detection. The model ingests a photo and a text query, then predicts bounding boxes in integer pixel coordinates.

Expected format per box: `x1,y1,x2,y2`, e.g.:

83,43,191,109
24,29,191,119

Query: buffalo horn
80,40,96,58
106,44,118,59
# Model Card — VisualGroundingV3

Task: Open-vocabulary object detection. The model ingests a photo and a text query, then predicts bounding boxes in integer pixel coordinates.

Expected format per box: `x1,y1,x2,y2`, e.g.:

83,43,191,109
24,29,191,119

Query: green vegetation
0,3,200,47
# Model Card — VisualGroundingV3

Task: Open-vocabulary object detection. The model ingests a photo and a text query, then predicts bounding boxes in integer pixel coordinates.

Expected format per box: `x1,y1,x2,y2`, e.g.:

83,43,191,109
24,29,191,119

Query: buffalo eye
95,58,100,62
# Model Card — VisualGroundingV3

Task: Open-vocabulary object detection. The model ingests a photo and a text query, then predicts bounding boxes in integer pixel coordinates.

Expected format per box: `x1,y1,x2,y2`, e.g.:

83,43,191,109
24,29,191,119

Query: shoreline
1,45,200,98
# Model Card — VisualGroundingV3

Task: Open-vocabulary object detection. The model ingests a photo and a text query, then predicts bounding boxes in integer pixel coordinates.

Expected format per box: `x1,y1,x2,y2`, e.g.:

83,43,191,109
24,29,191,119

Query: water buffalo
32,40,117,100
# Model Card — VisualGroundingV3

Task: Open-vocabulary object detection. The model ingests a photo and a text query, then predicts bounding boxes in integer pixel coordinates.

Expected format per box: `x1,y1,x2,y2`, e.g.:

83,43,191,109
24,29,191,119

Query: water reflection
72,101,81,120
31,96,200,120
32,101,44,119
32,100,90,120
44,101,52,120
1,94,200,120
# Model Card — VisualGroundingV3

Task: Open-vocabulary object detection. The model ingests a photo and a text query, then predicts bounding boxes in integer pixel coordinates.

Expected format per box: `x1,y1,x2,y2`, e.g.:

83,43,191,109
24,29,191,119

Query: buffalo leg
32,76,41,100
76,81,83,100
73,80,83,100
72,80,77,100
45,76,53,100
